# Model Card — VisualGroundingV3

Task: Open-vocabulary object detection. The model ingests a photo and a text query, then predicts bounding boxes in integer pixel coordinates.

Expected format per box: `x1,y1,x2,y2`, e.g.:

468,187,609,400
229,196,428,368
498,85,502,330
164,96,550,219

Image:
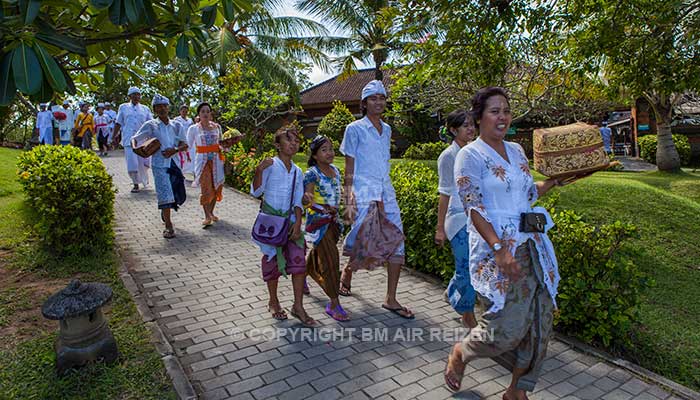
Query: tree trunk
645,92,681,172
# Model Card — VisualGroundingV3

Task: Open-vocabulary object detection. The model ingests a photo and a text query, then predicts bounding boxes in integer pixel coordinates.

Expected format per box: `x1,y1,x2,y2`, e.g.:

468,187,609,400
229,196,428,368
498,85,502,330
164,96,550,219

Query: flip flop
268,305,287,321
338,281,352,297
202,219,213,228
163,229,175,239
444,348,465,393
325,303,350,322
290,308,317,327
382,304,415,319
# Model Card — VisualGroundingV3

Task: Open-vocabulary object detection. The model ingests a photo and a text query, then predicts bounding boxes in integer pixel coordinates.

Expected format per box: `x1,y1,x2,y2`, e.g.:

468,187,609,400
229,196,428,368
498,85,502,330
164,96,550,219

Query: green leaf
61,67,76,95
11,43,43,95
0,53,16,106
33,43,67,92
124,0,141,25
231,0,253,13
20,0,41,25
90,0,114,9
176,35,189,59
142,0,157,26
201,5,217,28
34,18,88,56
222,0,235,21
29,77,53,103
104,64,114,86
154,41,169,64
109,0,128,25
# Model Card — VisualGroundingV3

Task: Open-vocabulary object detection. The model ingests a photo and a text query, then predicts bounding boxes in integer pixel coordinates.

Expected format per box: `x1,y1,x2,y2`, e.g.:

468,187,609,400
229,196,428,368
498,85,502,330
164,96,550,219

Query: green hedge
391,161,649,347
403,141,449,160
16,145,115,256
390,162,455,280
638,134,691,166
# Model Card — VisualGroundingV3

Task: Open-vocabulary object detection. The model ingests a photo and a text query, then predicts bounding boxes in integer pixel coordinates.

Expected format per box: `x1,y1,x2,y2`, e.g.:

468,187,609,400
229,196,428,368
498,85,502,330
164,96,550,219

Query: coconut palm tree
295,0,429,81
199,0,351,93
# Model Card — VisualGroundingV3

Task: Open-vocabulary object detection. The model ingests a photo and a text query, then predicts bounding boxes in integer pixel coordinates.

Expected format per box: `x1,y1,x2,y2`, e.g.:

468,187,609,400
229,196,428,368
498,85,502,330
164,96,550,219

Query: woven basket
132,137,161,158
533,122,609,178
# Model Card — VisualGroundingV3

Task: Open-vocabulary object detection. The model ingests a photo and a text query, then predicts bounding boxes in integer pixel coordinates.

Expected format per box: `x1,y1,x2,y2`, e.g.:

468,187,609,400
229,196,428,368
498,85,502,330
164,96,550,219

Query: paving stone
363,379,401,398
250,380,290,400
602,388,634,400
105,154,688,400
574,384,607,400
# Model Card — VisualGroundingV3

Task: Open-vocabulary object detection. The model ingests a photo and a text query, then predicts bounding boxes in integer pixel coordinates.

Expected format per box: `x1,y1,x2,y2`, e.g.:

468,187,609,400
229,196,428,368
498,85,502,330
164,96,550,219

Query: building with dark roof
298,68,395,136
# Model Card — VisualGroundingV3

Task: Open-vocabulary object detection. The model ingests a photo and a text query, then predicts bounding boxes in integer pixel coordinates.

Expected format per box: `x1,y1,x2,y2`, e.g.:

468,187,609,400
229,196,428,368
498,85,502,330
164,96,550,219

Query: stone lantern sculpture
42,279,119,374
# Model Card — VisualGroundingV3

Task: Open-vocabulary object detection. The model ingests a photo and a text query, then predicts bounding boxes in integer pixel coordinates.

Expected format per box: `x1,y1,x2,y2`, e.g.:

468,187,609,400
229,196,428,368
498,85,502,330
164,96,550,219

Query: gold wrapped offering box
533,122,610,178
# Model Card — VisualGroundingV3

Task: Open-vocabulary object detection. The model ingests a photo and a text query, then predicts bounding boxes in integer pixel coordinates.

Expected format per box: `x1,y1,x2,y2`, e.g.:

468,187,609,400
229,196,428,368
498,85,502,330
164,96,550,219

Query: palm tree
200,0,351,93
295,0,428,81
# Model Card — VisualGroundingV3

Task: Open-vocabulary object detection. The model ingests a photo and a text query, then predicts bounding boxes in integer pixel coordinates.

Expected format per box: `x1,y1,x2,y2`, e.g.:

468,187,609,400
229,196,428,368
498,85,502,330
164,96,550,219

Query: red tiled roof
300,69,395,107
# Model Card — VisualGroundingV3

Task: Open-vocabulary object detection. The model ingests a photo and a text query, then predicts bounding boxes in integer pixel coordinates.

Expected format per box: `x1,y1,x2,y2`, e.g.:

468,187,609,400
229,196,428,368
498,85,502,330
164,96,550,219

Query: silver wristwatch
491,242,503,253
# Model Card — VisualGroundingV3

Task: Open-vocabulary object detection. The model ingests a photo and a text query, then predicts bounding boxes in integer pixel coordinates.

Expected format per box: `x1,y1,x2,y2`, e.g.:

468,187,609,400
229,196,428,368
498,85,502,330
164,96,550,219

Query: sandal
202,219,213,228
290,307,317,327
338,280,352,297
381,304,415,319
325,303,350,322
131,184,139,193
268,305,288,320
444,347,466,392
163,229,175,239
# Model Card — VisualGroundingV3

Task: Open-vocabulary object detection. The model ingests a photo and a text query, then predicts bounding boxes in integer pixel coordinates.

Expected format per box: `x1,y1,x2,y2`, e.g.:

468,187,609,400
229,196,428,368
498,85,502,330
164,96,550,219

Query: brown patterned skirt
200,159,223,205
306,222,341,299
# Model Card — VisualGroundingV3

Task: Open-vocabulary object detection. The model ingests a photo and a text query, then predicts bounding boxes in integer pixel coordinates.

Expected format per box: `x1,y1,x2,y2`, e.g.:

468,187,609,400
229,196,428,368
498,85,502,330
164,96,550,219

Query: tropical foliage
295,0,430,80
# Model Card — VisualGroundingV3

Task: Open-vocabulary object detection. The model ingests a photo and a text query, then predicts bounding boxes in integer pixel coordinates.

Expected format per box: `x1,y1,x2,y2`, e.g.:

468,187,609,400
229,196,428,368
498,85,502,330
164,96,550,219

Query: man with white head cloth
114,86,152,192
131,94,188,239
35,103,54,145
104,102,117,145
338,79,414,319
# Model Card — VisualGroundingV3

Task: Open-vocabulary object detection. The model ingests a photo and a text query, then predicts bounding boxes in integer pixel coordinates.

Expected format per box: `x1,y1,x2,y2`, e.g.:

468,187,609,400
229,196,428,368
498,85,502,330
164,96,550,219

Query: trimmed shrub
317,100,355,150
403,141,450,160
638,134,691,166
538,194,650,347
390,162,455,280
16,145,115,256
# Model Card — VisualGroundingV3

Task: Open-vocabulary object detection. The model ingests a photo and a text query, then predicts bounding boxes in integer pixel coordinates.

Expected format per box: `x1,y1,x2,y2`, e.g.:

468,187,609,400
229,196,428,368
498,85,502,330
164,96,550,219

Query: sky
274,0,371,86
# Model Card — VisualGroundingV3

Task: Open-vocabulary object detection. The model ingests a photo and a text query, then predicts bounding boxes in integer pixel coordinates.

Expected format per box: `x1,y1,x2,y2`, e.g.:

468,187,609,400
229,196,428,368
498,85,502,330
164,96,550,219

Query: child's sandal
338,281,352,297
325,303,350,322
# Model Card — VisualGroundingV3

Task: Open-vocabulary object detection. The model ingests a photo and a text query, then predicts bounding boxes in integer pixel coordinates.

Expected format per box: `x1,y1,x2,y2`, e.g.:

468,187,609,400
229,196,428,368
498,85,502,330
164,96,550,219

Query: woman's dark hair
470,87,509,129
307,135,331,167
196,102,211,115
439,109,471,141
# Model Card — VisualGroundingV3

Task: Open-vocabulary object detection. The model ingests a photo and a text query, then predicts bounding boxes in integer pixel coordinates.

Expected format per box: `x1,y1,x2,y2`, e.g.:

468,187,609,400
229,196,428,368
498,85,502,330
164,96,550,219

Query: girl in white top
251,124,316,327
435,109,477,330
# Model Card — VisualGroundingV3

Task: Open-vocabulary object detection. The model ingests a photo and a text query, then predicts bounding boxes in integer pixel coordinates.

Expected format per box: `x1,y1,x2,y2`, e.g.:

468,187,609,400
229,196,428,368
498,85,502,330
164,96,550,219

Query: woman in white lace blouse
444,87,561,399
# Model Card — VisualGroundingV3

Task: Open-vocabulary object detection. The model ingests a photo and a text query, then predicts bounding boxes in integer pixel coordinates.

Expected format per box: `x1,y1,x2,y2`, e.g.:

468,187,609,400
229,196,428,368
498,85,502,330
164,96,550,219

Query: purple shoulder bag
251,169,296,246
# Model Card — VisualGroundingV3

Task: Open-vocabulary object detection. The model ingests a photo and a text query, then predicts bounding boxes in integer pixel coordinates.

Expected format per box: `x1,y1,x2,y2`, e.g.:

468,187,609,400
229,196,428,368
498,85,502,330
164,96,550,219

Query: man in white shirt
131,94,188,238
35,103,54,145
113,87,153,193
54,100,76,145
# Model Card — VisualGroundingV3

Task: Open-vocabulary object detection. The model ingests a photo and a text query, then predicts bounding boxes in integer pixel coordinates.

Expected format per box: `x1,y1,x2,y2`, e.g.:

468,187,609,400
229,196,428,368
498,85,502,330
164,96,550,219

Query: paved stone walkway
105,152,687,400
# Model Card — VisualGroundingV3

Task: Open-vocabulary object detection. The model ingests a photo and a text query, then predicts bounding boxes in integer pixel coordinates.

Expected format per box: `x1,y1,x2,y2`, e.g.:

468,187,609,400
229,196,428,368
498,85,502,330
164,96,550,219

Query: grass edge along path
0,147,175,400
555,170,700,391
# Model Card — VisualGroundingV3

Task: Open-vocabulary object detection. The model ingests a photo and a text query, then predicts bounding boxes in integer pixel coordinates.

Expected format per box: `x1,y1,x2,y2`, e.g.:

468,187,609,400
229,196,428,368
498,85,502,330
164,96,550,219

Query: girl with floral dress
302,135,350,321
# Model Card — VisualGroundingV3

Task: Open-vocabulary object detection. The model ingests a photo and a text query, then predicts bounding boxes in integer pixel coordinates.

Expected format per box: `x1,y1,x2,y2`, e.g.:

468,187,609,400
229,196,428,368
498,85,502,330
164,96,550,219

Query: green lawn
551,170,700,390
0,148,175,399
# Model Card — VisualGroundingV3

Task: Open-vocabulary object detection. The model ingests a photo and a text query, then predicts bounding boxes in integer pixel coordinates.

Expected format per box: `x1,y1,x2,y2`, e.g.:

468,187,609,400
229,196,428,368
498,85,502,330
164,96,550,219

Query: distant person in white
113,86,153,193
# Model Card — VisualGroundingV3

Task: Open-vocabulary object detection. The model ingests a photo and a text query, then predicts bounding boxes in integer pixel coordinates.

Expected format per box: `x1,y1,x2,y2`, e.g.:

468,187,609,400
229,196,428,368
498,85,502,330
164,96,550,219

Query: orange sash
196,144,225,161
